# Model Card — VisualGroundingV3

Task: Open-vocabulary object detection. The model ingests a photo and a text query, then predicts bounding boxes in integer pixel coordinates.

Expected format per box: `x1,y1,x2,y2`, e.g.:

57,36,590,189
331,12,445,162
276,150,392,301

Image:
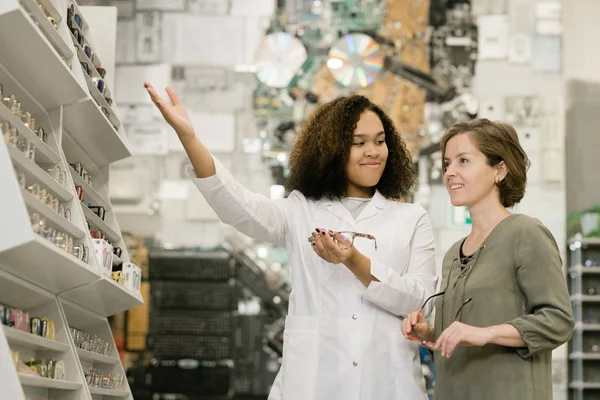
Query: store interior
1,0,599,399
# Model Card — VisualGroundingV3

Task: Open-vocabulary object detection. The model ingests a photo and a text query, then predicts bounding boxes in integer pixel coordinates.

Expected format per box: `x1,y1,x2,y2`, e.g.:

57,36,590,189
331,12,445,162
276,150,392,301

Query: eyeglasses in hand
406,291,472,350
307,230,377,250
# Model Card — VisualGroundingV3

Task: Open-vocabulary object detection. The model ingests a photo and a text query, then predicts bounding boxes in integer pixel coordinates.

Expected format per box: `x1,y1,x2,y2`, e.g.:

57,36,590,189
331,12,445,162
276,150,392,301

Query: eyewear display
85,368,125,390
88,204,106,221
70,161,92,185
0,304,56,341
24,177,71,221
28,212,86,262
1,85,50,143
70,327,114,356
24,358,65,380
113,246,123,258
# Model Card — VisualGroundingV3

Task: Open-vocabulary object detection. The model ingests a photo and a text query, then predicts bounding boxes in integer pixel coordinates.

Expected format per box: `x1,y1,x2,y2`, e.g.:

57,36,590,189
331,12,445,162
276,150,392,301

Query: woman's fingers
165,86,182,106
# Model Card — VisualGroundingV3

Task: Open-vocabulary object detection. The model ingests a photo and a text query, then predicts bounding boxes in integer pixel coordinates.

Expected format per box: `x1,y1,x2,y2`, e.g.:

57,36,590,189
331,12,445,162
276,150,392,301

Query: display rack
0,1,140,399
568,236,600,400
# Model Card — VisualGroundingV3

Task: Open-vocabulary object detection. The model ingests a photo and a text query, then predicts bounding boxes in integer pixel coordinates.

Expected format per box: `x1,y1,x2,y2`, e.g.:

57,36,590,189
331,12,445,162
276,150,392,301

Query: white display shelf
69,167,109,209
569,352,600,360
81,71,120,128
61,275,143,317
570,294,600,303
19,374,82,390
0,104,60,165
0,6,85,109
3,326,69,353
38,0,61,23
569,265,600,275
88,387,129,397
570,382,600,390
575,323,600,331
568,237,600,246
0,4,138,398
21,189,85,239
63,99,130,168
8,145,72,202
21,0,73,59
81,205,121,244
76,348,118,365
0,235,99,294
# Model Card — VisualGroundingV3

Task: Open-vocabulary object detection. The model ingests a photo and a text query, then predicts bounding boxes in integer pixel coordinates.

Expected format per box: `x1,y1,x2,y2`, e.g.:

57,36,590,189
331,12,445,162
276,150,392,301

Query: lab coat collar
322,190,386,225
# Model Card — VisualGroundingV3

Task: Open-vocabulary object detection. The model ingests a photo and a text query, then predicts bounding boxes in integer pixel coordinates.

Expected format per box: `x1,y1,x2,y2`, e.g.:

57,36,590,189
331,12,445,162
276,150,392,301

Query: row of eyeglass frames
0,84,92,263
67,2,116,128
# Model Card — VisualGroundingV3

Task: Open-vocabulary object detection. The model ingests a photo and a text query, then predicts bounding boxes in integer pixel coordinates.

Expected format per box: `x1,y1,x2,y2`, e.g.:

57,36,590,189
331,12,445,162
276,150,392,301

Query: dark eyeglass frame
405,291,473,350
307,231,378,250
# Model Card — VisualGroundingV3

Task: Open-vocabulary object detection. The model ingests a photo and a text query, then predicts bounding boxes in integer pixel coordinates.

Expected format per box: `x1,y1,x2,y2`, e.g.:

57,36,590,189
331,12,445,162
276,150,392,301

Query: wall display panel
0,1,141,397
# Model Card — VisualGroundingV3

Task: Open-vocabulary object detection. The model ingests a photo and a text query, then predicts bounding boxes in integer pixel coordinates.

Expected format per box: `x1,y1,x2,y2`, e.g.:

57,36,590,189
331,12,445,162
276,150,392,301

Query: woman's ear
496,161,508,182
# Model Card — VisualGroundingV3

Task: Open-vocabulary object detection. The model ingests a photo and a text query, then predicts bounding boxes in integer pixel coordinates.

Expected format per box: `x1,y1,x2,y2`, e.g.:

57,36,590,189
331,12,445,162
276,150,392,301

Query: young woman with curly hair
145,82,437,400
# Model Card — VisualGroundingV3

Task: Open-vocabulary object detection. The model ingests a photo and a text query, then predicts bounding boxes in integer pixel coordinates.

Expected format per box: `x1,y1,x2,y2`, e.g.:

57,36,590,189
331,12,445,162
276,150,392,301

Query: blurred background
68,0,600,399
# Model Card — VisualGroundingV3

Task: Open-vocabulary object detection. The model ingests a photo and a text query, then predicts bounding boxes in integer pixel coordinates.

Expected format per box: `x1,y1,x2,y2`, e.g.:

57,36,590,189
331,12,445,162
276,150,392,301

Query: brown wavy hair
287,95,416,200
440,118,530,208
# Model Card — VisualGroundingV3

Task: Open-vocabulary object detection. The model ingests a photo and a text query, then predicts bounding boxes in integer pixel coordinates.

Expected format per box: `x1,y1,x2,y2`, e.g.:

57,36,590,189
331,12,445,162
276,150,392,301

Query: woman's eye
353,142,364,146
376,140,385,145
460,158,468,163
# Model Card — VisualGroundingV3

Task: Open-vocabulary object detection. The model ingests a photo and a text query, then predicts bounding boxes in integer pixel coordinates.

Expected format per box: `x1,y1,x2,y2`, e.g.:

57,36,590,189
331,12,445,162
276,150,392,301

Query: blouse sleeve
507,218,575,358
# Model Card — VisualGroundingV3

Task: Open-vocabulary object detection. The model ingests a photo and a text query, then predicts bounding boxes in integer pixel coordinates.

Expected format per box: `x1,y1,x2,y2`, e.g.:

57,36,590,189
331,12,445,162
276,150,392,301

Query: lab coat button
353,361,359,367
352,314,358,320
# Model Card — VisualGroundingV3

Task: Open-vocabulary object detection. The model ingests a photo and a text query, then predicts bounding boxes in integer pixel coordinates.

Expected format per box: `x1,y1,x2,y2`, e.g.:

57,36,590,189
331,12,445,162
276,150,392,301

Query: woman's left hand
311,229,356,265
433,322,494,358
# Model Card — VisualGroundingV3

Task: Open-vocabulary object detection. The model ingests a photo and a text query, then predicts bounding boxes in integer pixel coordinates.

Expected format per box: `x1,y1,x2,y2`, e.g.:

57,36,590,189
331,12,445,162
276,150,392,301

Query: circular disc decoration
327,33,384,88
254,32,308,88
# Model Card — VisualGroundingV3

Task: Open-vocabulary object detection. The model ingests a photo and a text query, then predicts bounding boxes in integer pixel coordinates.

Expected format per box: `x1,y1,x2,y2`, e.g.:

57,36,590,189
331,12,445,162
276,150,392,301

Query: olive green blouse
433,214,574,400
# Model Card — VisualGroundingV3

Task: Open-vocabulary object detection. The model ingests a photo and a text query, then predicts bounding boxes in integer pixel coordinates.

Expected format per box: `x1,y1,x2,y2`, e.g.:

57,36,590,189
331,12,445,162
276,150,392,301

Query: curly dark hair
286,95,416,200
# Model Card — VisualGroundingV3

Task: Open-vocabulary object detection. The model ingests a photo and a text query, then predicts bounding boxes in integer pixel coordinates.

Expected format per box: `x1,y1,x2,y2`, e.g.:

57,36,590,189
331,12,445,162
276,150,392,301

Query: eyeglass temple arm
452,297,473,322
354,233,378,250
419,291,446,313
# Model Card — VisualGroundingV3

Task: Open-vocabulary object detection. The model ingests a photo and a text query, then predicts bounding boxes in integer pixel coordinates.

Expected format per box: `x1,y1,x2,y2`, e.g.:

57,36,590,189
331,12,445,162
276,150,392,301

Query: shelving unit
0,1,139,399
568,236,600,400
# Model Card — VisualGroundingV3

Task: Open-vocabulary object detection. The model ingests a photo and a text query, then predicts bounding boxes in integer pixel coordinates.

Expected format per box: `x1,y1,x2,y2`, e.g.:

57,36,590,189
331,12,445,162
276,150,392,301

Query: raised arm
145,83,288,245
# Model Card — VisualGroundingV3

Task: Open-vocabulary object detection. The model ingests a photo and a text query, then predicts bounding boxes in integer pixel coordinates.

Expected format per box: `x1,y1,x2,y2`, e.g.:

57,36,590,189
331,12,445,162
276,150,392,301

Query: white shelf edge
38,0,62,23
21,188,85,239
19,374,82,390
69,166,110,209
569,352,600,360
569,237,600,246
80,71,121,129
7,144,73,202
88,387,129,397
21,0,73,59
570,294,600,302
569,265,600,274
0,7,86,109
575,322,600,331
0,102,59,164
570,381,600,390
76,347,118,365
81,204,121,243
4,326,69,353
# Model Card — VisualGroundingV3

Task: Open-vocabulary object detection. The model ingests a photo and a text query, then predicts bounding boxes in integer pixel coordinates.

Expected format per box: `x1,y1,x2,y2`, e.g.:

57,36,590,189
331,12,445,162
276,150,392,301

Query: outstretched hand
143,82,195,144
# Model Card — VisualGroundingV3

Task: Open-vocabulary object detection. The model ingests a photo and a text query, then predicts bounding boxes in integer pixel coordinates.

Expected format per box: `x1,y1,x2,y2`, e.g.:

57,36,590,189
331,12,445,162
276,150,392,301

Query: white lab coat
190,156,438,400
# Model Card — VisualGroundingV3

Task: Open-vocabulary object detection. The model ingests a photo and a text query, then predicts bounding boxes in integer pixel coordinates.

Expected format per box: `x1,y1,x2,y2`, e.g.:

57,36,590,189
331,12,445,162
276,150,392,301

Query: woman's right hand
144,82,196,144
402,311,434,342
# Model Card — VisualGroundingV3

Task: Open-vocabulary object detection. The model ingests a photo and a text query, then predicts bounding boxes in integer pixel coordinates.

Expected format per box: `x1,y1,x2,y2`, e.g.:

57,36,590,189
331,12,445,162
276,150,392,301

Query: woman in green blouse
401,119,574,400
